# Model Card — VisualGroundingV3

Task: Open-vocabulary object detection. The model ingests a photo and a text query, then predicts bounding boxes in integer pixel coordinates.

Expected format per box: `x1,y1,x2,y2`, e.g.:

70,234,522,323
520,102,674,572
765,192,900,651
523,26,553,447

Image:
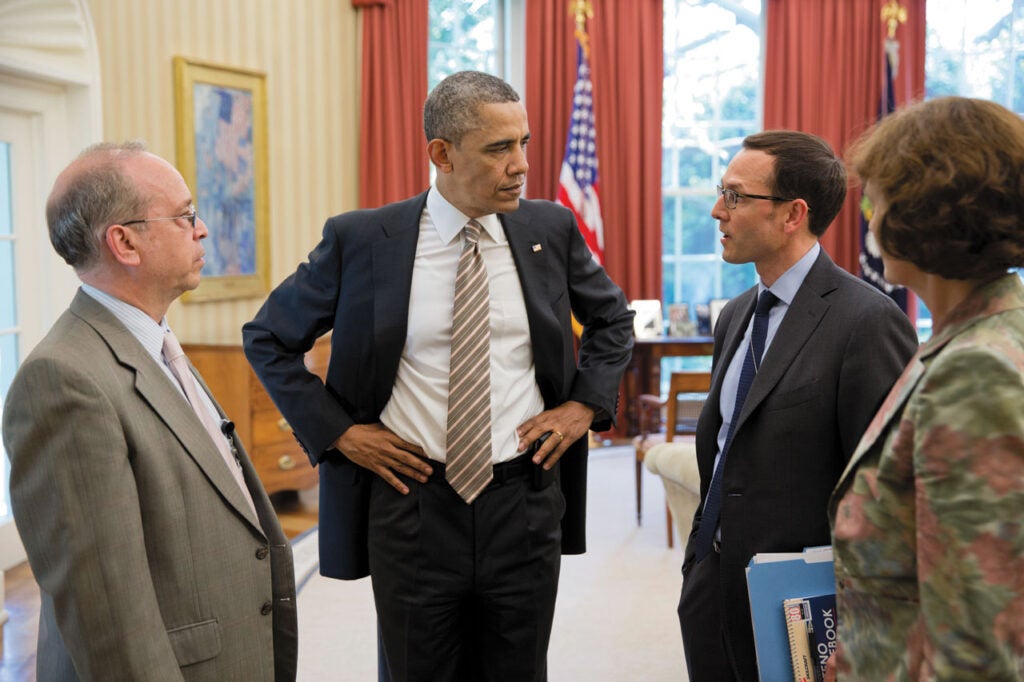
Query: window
662,0,764,337
429,0,524,92
926,0,1024,111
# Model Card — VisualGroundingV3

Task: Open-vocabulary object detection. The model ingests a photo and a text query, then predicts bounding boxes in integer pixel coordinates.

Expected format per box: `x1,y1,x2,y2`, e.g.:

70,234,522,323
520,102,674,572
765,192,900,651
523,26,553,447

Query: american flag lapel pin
532,243,542,253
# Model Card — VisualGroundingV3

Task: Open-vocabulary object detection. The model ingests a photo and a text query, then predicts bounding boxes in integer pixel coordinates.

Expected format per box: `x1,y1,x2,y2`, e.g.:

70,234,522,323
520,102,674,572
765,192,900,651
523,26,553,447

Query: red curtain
764,0,926,274
524,2,576,205
355,0,429,208
525,0,664,301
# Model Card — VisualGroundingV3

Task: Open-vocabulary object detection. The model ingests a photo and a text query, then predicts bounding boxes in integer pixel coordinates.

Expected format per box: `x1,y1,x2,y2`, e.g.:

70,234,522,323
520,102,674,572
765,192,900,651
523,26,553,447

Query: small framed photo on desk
630,299,664,339
709,298,730,333
667,303,697,337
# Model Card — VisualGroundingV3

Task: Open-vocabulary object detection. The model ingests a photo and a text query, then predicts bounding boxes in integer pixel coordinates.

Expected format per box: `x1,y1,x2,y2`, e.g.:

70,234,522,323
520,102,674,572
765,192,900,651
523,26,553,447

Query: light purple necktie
163,329,258,519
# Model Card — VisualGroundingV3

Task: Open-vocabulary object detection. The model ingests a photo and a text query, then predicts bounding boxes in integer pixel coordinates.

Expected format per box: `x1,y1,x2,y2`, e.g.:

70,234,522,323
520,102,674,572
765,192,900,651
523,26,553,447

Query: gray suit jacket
679,250,918,680
2,291,297,681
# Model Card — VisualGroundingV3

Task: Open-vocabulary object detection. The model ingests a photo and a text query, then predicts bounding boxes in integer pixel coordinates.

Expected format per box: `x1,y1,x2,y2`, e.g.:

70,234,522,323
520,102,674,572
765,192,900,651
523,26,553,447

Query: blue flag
859,50,908,312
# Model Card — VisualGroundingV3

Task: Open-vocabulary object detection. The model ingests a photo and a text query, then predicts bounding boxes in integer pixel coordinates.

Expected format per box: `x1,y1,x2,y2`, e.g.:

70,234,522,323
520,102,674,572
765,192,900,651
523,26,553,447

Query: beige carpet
292,445,688,681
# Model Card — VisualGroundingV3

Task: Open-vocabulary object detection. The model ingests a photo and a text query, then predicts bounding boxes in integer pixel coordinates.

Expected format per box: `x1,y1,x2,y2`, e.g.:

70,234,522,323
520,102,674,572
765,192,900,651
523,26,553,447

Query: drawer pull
277,418,290,431
278,455,297,471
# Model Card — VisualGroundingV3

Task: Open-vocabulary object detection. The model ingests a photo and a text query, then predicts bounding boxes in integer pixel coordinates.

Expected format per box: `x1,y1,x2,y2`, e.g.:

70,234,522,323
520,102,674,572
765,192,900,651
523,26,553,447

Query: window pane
0,240,15,330
662,196,680,255
926,0,1024,114
677,144,712,188
428,0,499,89
721,261,757,298
681,195,717,254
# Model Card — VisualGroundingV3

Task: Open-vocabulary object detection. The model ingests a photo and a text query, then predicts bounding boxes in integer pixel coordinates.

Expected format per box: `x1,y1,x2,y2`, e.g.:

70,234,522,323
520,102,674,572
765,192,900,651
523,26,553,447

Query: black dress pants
678,549,742,681
368,457,564,682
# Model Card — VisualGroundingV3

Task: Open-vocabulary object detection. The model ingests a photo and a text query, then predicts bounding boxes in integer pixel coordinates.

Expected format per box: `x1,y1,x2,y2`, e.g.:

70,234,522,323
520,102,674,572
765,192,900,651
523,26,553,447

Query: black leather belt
422,452,534,485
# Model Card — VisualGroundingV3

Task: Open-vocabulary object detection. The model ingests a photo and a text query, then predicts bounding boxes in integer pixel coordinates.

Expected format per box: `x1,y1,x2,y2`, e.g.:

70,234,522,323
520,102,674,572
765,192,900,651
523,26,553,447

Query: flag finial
881,0,907,39
570,0,594,58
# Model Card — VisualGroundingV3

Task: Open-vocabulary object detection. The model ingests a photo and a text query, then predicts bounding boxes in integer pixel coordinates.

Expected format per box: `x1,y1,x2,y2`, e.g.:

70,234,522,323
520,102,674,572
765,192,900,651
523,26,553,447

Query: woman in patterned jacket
827,96,1024,680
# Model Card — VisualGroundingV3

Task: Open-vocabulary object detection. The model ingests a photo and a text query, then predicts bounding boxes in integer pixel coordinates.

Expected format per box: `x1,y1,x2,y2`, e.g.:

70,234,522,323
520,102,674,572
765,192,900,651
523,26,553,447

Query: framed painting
173,57,269,301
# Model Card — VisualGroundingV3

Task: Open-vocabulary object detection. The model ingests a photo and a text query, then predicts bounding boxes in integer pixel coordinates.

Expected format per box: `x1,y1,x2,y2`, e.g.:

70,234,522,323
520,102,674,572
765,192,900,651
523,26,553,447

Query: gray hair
47,140,149,269
423,71,520,145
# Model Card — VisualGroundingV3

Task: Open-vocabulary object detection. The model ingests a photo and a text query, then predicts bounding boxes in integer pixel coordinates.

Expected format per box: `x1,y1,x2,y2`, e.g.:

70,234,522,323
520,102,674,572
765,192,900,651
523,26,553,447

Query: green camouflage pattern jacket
829,274,1024,681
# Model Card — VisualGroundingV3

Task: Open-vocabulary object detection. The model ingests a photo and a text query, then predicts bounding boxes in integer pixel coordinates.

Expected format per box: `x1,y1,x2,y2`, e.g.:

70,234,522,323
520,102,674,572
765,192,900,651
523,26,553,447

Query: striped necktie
445,219,494,503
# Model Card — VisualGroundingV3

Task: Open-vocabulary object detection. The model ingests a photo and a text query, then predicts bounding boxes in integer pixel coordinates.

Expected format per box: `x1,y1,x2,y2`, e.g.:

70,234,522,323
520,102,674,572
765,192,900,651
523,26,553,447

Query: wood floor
0,489,319,682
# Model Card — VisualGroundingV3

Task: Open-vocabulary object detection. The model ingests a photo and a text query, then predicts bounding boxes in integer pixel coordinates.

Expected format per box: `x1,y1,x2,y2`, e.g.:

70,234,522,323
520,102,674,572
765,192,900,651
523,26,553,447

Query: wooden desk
623,336,714,436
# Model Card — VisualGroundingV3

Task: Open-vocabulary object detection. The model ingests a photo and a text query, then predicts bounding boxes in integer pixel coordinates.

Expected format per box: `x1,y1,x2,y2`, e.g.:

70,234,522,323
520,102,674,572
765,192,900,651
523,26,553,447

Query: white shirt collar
760,241,820,305
426,184,505,245
80,283,169,362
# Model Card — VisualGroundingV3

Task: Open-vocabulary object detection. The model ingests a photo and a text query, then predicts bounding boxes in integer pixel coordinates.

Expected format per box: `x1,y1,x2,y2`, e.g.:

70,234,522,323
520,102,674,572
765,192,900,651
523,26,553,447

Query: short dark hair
423,71,520,145
46,141,149,269
851,96,1024,280
742,130,847,237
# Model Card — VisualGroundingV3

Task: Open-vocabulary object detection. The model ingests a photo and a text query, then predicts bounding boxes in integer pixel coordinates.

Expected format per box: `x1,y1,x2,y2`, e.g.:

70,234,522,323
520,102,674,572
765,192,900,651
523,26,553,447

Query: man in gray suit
2,142,297,680
676,131,918,681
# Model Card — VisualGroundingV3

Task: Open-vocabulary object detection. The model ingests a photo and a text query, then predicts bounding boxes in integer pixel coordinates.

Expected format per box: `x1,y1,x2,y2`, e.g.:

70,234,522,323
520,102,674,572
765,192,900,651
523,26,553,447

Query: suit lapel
371,193,428,407
71,292,263,531
500,207,560,391
696,290,755,463
710,289,756,403
733,251,833,431
501,207,551,307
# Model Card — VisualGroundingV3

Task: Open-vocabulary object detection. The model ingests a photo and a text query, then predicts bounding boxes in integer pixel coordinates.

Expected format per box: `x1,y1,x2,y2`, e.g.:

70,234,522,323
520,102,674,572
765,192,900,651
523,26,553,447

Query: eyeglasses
122,205,198,229
716,185,795,210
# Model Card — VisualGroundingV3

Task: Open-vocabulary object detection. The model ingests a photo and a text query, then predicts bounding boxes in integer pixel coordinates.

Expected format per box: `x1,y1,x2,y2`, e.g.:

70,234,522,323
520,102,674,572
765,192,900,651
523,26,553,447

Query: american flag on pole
557,6,604,264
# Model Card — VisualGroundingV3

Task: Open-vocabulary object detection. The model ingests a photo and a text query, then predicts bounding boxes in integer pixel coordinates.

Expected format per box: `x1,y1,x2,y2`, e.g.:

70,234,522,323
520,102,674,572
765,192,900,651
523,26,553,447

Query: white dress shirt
379,186,545,463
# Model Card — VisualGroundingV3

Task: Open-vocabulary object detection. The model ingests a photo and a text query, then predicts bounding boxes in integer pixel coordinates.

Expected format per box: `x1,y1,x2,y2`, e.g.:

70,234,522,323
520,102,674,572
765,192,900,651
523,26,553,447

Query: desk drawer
250,443,318,494
249,383,279,413
251,408,296,447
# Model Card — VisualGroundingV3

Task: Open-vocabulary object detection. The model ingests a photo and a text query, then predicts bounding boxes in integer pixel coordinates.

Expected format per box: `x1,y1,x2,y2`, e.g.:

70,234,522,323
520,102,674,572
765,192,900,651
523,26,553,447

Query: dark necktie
446,220,494,503
694,289,778,561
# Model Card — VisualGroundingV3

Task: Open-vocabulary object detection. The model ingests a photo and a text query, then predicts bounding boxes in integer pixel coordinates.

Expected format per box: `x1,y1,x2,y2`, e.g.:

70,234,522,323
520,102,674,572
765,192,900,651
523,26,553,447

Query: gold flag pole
881,0,907,77
570,0,594,58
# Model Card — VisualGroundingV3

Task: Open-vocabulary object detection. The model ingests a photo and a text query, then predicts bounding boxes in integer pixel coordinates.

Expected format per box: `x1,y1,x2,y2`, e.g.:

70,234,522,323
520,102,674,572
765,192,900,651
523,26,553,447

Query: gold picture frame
174,56,269,301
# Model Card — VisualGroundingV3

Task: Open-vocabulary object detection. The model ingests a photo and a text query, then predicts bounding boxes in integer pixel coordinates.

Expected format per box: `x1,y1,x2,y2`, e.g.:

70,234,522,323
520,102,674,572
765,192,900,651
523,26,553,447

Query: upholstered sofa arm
644,442,700,491
644,441,701,547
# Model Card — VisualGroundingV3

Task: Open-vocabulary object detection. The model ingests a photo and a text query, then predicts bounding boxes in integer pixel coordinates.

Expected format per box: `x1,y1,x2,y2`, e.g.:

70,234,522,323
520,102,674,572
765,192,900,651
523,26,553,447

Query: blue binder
745,546,835,682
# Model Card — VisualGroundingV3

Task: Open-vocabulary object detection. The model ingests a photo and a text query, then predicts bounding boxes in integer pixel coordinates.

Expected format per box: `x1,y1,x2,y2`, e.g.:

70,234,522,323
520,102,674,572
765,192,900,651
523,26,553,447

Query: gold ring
553,430,564,441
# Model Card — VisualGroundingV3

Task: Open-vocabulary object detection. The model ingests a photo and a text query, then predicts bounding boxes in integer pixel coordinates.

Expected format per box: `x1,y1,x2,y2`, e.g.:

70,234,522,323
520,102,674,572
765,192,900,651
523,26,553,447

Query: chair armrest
644,442,700,492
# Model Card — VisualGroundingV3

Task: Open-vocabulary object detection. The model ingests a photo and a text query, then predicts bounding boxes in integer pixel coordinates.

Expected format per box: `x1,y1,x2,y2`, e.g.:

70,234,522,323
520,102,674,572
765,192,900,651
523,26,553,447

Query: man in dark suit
243,71,634,682
676,131,918,681
3,142,297,680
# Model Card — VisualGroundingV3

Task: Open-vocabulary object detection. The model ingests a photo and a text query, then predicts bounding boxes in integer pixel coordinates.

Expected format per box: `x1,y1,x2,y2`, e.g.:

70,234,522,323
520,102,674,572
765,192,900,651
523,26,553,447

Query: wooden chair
632,371,712,526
